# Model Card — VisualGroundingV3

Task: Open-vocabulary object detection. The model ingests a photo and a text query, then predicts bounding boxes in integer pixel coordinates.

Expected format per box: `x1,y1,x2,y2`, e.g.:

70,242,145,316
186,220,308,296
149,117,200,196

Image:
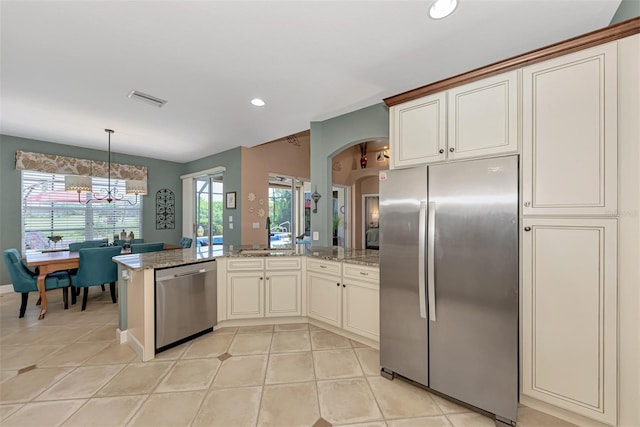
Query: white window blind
22,171,143,253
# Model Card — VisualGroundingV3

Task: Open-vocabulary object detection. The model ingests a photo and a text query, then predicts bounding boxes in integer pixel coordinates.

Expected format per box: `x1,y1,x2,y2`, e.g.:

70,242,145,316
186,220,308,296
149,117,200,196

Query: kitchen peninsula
113,246,379,361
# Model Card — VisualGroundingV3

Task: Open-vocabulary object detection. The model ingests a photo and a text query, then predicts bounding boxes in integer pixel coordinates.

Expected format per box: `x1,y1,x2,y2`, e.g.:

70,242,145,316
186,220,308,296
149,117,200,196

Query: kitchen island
113,246,379,361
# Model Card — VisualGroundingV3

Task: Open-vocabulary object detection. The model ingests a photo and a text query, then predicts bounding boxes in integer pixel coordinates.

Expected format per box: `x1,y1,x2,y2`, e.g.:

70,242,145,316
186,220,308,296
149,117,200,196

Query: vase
360,156,367,169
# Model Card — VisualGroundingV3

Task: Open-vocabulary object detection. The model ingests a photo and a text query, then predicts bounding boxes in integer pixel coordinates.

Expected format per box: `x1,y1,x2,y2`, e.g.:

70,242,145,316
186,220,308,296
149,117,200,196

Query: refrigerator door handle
427,201,437,322
418,201,427,319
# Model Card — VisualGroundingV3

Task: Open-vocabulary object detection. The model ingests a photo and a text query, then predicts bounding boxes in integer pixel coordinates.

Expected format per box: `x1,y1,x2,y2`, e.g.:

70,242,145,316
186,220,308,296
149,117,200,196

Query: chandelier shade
126,179,148,195
64,175,92,193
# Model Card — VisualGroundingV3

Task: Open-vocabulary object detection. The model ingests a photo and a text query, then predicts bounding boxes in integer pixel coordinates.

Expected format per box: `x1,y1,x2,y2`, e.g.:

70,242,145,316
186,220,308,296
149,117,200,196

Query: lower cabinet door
227,272,264,319
265,270,301,317
342,279,379,341
522,218,617,425
307,272,342,327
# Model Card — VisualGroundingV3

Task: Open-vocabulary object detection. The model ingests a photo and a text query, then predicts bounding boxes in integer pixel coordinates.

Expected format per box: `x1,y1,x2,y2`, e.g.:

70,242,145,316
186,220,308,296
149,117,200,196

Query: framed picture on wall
226,192,236,209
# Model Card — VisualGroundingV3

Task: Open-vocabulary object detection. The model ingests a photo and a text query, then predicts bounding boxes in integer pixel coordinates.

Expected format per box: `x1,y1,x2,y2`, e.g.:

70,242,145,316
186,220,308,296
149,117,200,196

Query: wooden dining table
25,244,182,319
26,251,79,319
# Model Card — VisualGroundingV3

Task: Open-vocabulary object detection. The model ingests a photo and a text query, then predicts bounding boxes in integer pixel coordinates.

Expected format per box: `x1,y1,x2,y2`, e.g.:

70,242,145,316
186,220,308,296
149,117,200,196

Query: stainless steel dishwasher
155,260,217,353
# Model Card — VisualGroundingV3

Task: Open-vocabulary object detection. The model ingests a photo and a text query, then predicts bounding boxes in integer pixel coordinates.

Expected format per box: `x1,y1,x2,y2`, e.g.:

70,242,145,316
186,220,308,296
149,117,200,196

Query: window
22,170,143,254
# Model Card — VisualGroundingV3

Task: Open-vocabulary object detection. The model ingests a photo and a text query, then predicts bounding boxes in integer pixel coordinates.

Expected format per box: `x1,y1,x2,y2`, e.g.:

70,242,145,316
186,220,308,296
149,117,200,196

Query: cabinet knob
336,283,340,287
524,201,531,207
260,277,263,280
439,149,444,154
266,277,270,280
343,284,346,288
449,147,454,152
524,227,531,232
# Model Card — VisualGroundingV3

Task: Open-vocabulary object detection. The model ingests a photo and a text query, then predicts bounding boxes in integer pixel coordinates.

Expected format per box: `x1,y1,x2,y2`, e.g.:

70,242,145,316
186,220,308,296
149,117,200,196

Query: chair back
130,238,145,244
130,242,164,254
3,249,37,293
74,246,122,288
179,237,193,248
69,240,105,251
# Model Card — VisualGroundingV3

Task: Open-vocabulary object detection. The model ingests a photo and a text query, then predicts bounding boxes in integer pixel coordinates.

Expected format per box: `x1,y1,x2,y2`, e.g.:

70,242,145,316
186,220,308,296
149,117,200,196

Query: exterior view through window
268,175,310,248
22,170,142,254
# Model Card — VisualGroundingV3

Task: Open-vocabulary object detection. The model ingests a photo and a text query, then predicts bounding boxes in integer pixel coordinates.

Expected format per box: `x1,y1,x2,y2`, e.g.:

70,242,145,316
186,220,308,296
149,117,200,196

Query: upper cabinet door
390,93,446,169
522,42,617,216
447,71,519,160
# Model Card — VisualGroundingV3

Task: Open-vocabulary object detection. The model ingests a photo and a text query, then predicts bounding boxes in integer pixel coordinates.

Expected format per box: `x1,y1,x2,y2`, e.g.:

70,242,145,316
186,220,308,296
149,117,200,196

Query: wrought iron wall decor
156,188,175,229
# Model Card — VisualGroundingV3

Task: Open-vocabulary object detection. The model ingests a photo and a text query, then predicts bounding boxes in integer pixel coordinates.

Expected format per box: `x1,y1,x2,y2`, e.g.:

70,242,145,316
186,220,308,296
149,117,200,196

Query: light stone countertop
113,245,379,271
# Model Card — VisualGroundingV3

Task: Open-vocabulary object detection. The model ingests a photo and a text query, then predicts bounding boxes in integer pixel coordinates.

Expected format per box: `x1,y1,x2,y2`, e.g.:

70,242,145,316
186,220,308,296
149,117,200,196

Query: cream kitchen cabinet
264,257,302,317
226,257,302,320
341,264,380,341
307,259,380,340
447,70,518,160
522,42,617,216
307,259,343,327
390,92,447,168
522,217,617,425
226,258,265,320
390,71,518,169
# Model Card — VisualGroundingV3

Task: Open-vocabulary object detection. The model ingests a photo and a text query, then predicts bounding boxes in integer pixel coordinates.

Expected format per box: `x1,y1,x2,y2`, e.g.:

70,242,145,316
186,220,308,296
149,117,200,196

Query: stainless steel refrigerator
379,155,518,426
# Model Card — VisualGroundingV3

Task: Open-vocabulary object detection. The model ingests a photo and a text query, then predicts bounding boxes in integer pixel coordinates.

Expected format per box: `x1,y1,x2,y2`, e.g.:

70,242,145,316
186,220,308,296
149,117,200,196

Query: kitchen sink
239,248,296,256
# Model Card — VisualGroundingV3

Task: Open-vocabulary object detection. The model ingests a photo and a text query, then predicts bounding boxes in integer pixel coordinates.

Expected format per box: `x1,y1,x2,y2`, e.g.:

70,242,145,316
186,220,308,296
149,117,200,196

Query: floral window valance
15,150,147,180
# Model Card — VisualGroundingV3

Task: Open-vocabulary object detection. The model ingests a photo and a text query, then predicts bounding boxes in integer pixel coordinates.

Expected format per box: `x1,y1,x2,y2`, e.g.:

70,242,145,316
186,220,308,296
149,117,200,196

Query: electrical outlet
253,222,260,229
228,223,233,229
313,231,319,240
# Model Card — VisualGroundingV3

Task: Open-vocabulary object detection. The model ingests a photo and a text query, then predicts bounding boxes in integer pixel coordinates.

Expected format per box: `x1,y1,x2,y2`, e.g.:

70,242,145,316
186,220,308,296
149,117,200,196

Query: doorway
194,174,223,254
362,194,379,250
332,185,348,248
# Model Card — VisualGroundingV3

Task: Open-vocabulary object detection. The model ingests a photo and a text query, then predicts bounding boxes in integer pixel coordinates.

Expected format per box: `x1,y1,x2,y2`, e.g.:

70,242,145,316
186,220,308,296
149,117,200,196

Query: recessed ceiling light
428,0,458,19
251,98,265,107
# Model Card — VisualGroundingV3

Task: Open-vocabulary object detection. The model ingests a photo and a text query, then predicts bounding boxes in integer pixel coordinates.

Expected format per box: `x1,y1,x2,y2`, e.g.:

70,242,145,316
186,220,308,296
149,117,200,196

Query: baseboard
116,328,128,344
126,331,145,361
215,316,308,329
520,395,611,427
0,284,14,294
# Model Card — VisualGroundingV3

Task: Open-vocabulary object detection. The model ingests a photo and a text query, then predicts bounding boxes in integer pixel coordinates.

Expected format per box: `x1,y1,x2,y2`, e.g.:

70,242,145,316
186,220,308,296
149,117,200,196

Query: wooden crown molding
384,17,640,107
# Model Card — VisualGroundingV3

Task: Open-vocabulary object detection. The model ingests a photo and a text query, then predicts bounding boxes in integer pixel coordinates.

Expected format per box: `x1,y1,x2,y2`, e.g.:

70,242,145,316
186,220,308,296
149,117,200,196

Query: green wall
310,103,389,246
0,134,185,285
610,0,640,25
182,147,243,247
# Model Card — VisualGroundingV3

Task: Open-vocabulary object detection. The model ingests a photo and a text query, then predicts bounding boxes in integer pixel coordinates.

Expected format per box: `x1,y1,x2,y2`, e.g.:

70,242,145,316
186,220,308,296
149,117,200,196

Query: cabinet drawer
343,264,379,284
227,258,264,271
306,258,341,276
266,257,301,270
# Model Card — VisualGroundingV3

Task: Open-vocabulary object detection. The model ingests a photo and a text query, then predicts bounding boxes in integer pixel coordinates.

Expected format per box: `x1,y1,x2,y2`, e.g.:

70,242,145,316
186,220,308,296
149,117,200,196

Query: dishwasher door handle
174,269,206,278
157,269,206,281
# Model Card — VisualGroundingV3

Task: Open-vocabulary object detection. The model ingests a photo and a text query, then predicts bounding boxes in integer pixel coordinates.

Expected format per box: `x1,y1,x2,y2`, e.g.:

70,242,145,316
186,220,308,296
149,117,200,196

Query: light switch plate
253,222,260,229
228,223,233,229
313,231,319,240
229,216,233,222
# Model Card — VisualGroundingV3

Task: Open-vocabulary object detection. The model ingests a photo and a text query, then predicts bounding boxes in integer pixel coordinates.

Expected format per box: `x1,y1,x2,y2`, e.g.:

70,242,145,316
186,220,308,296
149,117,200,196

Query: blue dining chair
179,237,193,248
3,248,71,318
70,246,122,311
130,238,145,244
68,240,105,251
69,240,108,294
130,242,164,254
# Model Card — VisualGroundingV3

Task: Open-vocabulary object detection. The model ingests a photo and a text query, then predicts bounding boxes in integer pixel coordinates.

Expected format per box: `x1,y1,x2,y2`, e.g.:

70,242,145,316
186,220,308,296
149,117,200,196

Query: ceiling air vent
127,90,167,108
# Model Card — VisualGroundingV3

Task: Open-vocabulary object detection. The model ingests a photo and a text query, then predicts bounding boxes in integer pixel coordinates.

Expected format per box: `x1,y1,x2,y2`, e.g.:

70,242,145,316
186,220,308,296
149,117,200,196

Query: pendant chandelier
64,129,147,205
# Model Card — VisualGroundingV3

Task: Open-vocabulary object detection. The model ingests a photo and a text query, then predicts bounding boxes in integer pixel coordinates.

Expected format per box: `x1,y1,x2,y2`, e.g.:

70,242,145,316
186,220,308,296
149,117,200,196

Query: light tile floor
0,289,577,426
